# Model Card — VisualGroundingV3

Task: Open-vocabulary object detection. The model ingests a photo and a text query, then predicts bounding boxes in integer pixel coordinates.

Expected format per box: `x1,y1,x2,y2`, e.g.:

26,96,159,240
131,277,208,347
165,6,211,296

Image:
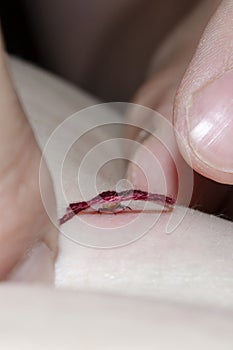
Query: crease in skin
5,57,233,337
0,38,58,280
2,55,102,282
0,55,101,282
7,242,54,283
0,138,57,280
1,3,233,345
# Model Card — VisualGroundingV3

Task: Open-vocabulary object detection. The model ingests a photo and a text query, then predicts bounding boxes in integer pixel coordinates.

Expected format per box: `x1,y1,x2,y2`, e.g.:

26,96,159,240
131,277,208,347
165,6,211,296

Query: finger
126,0,219,200
0,31,57,281
174,0,233,184
126,121,180,199
125,66,182,199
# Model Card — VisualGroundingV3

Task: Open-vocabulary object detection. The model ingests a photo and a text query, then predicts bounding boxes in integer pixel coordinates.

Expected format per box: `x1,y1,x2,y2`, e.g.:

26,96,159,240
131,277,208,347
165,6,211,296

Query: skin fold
0,58,232,349
0,0,233,346
0,36,57,281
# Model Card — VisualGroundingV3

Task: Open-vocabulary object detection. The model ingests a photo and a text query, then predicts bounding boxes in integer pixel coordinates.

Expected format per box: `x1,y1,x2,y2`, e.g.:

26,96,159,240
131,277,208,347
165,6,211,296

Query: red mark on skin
59,190,175,225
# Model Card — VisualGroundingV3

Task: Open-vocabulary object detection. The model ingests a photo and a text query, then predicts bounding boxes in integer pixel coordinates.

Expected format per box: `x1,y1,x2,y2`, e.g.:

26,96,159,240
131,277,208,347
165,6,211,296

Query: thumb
174,0,233,184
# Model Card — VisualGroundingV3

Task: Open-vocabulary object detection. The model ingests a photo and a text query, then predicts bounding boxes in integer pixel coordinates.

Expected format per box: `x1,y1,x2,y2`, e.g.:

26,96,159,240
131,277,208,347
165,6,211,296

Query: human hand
0,31,57,281
3,55,233,349
126,0,233,219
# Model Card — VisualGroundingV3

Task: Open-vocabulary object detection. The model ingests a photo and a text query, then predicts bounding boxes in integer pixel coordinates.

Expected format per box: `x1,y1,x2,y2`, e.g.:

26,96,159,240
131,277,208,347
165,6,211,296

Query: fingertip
126,134,179,199
173,0,233,185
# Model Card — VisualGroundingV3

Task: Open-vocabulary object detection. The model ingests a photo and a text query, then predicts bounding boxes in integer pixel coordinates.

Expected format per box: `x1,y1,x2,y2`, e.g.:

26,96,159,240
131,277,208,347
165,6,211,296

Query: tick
59,189,175,225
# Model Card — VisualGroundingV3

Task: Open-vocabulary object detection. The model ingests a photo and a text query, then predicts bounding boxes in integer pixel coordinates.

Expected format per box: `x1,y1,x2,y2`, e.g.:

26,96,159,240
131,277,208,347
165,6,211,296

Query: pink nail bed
188,70,233,172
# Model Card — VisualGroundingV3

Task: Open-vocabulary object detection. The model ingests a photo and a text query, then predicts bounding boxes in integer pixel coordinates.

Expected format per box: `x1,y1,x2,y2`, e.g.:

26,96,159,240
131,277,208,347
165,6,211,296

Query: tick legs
98,204,132,214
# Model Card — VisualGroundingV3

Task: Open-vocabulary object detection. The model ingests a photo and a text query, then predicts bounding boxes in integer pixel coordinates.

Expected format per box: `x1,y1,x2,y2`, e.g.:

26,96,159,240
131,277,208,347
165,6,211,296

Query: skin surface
0,0,233,346
5,57,98,282
126,0,233,218
0,35,57,281
0,58,231,349
1,285,233,349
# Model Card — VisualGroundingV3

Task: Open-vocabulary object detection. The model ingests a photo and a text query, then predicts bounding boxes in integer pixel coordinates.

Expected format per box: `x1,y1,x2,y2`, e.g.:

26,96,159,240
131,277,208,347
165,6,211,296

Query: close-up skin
0,34,57,281
126,0,233,218
0,57,232,348
0,0,233,348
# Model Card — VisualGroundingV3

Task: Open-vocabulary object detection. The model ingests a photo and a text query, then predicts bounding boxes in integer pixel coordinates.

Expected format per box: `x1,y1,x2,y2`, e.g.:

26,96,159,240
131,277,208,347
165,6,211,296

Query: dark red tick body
59,189,175,225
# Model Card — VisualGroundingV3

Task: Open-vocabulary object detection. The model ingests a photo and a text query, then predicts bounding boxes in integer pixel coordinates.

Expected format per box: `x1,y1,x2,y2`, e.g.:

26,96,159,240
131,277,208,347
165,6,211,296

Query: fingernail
187,71,233,172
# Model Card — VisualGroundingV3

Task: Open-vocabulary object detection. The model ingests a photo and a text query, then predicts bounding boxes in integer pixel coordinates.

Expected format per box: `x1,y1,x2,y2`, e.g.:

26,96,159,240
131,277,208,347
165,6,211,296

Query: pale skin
3,69,233,344
0,0,233,347
127,0,233,217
